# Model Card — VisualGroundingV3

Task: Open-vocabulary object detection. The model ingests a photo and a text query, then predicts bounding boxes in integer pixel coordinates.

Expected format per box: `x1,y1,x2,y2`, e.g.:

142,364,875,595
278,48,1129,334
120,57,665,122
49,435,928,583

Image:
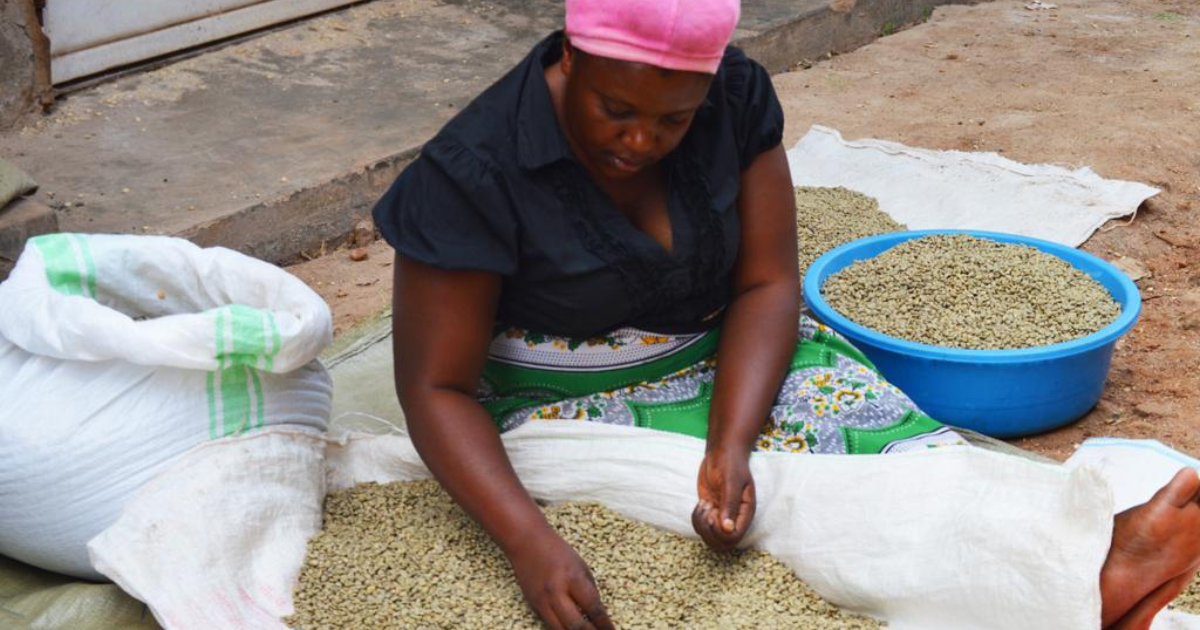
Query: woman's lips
608,153,646,173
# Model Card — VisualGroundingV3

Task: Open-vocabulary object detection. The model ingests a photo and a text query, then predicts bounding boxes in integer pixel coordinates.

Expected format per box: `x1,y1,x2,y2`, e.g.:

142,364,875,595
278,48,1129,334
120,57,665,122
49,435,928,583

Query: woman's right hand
507,528,616,630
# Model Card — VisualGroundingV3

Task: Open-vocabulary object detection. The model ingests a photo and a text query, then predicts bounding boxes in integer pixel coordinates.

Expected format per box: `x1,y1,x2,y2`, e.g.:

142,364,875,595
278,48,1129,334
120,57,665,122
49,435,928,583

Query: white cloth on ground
89,422,1114,630
785,125,1159,247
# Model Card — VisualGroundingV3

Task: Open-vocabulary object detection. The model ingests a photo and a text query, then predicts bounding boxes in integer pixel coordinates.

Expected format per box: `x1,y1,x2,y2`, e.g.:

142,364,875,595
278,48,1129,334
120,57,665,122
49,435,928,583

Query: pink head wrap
565,0,741,74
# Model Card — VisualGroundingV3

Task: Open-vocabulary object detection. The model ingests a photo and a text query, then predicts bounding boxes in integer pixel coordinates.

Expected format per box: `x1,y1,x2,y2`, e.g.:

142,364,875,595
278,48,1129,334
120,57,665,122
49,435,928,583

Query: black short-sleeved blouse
373,31,784,338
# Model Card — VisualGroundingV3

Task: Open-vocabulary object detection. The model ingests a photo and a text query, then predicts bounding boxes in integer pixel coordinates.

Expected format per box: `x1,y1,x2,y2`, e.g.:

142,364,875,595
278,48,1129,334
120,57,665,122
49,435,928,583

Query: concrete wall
0,0,51,131
739,0,984,74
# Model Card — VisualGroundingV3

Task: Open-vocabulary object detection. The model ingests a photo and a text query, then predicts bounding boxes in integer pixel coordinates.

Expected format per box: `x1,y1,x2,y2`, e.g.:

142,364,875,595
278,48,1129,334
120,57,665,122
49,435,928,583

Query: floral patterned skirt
478,315,965,455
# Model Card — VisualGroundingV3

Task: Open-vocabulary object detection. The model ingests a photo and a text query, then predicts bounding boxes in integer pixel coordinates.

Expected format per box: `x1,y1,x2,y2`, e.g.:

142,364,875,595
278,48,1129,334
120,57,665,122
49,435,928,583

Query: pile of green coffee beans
1173,579,1200,615
286,480,880,630
795,186,907,281
821,234,1121,349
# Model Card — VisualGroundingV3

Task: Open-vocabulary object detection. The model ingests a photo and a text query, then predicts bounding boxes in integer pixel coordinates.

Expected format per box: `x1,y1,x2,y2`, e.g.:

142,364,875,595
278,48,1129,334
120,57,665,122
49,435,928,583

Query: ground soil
287,0,1199,461
291,238,395,338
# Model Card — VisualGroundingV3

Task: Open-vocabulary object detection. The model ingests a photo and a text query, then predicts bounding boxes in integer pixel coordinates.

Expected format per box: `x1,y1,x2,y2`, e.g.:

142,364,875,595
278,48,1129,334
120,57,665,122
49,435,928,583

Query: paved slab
0,0,977,265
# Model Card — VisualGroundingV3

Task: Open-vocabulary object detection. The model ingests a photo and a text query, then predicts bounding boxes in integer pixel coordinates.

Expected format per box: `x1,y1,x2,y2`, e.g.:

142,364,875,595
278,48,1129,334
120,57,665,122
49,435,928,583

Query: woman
373,1,1200,628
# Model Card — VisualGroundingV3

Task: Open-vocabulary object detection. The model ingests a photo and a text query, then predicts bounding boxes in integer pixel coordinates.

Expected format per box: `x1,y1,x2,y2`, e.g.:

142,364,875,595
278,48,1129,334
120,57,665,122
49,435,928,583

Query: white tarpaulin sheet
1067,438,1200,514
89,424,1119,630
786,125,1160,247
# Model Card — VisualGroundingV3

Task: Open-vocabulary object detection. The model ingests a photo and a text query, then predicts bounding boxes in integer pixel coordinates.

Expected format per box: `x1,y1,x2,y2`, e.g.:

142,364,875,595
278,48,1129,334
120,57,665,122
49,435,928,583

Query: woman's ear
561,34,575,77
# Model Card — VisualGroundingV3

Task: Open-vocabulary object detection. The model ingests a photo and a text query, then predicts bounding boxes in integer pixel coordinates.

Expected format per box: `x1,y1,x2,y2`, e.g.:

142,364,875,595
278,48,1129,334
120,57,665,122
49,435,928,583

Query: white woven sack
91,422,1114,630
0,233,333,579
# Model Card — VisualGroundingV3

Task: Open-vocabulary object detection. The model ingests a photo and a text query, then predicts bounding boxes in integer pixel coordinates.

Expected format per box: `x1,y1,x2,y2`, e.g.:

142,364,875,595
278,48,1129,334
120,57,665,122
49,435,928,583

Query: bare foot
1100,468,1200,628
1109,570,1196,630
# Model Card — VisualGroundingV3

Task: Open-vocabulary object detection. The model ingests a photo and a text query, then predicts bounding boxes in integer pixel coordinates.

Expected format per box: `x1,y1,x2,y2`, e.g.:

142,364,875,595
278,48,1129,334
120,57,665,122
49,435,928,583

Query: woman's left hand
692,446,756,551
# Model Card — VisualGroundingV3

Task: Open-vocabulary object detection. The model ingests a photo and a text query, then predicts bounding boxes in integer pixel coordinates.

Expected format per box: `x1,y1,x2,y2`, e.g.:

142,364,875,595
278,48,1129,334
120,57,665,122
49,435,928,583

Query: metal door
44,0,361,84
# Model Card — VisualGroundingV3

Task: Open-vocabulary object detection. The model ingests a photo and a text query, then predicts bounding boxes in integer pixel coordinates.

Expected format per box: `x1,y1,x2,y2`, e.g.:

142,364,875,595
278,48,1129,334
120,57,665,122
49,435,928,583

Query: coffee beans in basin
821,234,1120,350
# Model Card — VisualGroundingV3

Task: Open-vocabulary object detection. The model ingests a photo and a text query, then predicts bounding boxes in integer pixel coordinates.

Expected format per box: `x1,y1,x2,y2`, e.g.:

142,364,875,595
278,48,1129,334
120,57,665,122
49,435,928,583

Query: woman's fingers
692,500,727,550
734,481,757,534
569,574,616,630
535,600,565,630
694,453,758,551
545,571,612,630
709,480,755,547
700,500,741,551
719,477,744,534
709,512,744,546
508,532,612,630
549,593,598,630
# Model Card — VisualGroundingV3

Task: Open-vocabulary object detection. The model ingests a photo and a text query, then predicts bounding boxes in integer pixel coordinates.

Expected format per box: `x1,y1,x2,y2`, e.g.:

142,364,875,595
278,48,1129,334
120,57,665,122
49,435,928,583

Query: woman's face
560,41,714,183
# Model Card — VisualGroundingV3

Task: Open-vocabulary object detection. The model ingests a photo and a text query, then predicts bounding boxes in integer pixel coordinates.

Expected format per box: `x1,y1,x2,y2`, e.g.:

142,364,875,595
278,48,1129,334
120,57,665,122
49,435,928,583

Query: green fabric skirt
479,315,965,455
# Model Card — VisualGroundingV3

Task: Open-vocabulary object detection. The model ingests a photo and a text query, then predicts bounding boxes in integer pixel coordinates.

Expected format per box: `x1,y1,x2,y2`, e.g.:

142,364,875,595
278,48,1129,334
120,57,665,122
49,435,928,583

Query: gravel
795,186,907,281
286,480,881,630
821,234,1121,349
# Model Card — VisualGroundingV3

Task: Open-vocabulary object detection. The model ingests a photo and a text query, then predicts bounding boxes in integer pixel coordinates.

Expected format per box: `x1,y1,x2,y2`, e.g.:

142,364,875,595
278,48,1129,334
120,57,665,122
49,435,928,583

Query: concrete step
0,0,977,267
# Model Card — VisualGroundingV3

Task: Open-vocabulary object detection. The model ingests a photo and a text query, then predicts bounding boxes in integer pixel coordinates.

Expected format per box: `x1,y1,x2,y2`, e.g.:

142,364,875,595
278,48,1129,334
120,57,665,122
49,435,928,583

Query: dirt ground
288,0,1199,461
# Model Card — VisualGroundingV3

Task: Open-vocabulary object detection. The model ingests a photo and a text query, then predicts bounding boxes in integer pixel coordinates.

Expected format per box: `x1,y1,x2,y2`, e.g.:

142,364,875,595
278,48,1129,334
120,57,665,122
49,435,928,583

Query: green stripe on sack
207,371,218,439
266,314,281,373
220,366,251,436
224,304,281,369
207,304,278,438
249,368,265,430
215,307,227,368
207,365,266,438
77,234,97,299
31,233,95,297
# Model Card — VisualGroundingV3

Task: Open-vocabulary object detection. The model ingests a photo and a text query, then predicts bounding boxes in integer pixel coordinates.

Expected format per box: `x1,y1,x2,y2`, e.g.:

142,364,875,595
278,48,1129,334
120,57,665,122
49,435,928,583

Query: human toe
1153,468,1200,509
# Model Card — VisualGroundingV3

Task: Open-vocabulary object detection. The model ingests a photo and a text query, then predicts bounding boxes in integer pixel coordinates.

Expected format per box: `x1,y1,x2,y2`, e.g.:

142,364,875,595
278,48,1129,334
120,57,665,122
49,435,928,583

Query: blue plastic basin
802,230,1141,438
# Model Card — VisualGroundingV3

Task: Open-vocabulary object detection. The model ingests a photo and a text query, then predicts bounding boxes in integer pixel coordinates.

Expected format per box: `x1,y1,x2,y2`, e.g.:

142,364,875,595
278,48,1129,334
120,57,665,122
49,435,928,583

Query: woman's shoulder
719,44,754,70
714,45,772,101
706,46,784,170
424,88,520,176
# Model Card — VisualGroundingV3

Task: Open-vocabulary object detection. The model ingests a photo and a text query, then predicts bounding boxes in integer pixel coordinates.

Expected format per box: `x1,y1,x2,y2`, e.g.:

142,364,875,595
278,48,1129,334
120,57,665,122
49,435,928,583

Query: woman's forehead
579,53,713,111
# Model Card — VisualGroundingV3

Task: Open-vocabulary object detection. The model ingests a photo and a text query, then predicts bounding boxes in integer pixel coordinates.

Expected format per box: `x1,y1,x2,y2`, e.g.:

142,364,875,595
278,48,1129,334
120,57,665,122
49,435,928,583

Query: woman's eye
605,107,634,120
663,115,688,126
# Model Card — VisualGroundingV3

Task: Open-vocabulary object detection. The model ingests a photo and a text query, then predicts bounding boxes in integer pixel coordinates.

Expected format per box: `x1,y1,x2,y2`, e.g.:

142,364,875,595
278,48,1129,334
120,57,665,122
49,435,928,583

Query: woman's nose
622,124,655,153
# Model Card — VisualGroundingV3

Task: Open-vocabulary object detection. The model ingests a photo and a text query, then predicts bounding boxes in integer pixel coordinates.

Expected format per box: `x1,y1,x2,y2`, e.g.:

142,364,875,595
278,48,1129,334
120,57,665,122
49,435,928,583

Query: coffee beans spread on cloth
795,186,907,281
286,480,881,630
822,234,1121,350
1171,578,1200,615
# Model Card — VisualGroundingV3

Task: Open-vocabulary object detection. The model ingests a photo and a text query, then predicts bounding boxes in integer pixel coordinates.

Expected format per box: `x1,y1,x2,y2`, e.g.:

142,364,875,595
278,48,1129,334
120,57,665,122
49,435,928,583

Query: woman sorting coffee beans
372,1,1200,628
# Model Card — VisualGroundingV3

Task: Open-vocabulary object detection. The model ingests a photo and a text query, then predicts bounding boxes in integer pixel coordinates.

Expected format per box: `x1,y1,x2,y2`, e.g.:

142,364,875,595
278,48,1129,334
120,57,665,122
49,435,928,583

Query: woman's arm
393,254,614,630
693,143,800,550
